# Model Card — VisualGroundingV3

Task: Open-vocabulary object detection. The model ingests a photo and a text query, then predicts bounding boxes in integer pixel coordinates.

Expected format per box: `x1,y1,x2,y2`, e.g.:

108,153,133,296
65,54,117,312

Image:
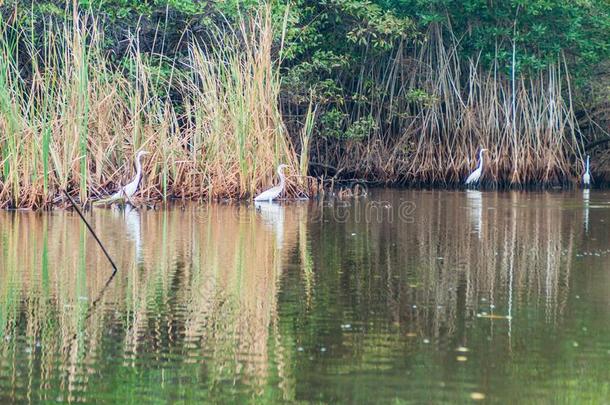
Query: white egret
110,150,149,201
465,148,487,186
583,155,591,187
254,164,289,202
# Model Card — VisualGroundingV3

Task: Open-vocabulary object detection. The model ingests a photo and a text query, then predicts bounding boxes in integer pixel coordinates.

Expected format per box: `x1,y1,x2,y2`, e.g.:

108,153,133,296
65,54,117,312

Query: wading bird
254,164,289,202
583,155,591,188
109,150,149,201
465,149,487,186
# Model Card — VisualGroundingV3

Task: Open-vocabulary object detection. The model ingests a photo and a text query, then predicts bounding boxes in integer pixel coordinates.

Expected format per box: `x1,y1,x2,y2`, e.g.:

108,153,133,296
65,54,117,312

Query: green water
0,190,609,403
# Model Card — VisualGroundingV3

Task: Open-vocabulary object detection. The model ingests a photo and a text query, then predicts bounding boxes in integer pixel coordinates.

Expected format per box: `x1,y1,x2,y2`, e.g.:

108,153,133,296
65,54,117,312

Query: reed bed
0,8,308,209
312,24,584,186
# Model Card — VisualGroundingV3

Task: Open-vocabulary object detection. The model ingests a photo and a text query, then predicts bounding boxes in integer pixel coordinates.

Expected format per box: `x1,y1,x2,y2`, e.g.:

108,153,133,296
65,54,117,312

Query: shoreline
1,182,602,212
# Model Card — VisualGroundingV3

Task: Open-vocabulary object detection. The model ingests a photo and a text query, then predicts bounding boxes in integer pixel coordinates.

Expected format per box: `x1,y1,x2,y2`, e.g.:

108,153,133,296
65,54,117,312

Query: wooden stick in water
63,189,119,274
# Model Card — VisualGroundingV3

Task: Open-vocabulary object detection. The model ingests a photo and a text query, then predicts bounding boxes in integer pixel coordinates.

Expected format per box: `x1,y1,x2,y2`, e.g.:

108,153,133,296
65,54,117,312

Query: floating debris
470,392,486,400
477,313,512,320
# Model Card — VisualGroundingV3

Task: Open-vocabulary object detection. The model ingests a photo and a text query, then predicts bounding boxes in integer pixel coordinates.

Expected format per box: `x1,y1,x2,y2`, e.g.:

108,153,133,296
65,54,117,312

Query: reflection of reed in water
0,205,305,402
0,192,600,401
301,191,582,346
438,192,575,334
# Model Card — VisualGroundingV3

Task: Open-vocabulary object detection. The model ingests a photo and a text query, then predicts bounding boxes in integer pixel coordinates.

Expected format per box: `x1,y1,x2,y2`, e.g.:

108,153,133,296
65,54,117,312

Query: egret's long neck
478,151,484,170
278,167,286,189
134,155,143,183
586,156,590,172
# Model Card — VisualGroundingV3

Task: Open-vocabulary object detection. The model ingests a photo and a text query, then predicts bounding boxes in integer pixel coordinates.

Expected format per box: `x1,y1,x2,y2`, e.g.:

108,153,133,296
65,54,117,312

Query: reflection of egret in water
255,201,285,248
465,190,483,239
583,189,590,234
507,195,516,343
113,205,143,263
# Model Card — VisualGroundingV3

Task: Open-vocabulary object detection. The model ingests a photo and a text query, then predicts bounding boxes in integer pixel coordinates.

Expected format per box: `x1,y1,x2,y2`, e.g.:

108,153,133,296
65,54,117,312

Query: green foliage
406,89,438,107
345,115,377,139
382,0,610,75
5,0,609,79
2,0,609,152
319,109,347,139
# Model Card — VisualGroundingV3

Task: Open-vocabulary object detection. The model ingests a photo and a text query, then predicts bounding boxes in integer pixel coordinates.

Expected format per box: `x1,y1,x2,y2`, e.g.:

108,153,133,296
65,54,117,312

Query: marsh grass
0,7,307,209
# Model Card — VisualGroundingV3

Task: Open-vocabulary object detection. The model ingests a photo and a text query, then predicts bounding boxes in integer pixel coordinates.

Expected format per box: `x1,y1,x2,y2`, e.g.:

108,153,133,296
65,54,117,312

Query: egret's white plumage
254,164,288,202
110,151,149,200
465,149,487,186
583,155,591,187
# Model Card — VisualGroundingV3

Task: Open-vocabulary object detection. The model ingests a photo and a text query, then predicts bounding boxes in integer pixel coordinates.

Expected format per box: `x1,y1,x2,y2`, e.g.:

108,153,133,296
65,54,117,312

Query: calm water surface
0,190,609,403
